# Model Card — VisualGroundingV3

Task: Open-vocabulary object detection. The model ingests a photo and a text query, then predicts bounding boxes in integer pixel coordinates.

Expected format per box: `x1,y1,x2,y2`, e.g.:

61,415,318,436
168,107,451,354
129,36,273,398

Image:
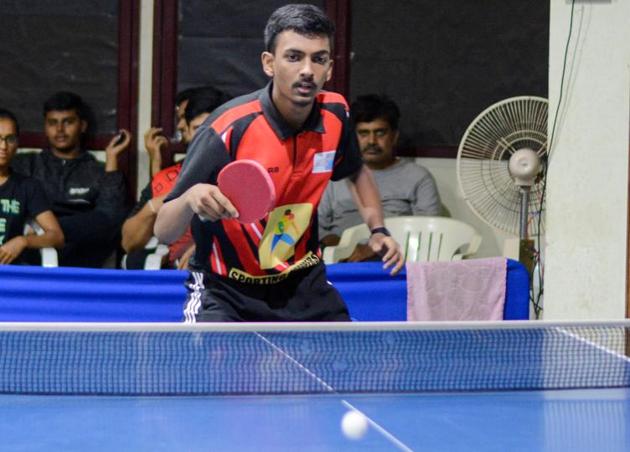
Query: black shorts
182,263,350,322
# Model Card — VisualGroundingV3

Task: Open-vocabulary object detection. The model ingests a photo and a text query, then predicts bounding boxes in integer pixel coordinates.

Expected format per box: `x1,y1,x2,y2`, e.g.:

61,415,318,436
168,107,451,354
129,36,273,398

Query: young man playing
0,109,64,264
155,4,403,322
11,92,129,267
319,94,441,261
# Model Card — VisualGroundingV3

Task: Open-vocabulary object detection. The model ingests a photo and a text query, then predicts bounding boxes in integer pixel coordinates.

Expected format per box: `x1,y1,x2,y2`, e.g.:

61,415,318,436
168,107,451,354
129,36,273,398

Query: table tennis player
154,4,403,322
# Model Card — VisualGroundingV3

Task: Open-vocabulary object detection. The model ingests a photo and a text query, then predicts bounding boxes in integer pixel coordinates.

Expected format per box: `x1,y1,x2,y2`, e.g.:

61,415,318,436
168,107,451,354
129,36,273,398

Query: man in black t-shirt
0,109,64,264
11,92,129,267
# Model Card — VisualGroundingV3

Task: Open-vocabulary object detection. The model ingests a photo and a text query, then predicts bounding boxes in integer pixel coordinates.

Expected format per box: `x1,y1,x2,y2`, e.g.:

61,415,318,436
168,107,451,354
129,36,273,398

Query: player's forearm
348,165,385,230
154,194,194,244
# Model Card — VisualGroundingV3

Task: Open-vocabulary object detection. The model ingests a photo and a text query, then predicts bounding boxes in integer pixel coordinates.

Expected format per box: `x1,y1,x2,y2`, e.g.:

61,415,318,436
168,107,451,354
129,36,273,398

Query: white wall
544,0,630,319
136,0,155,197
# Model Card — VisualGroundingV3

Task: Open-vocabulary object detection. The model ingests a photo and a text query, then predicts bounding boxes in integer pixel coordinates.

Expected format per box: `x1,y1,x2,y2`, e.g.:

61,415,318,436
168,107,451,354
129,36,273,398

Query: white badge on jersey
312,150,336,174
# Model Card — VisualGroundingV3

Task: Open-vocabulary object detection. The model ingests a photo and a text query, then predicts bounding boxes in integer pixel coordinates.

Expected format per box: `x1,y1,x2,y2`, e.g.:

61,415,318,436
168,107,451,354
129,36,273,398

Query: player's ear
325,59,333,82
261,51,274,77
80,120,88,134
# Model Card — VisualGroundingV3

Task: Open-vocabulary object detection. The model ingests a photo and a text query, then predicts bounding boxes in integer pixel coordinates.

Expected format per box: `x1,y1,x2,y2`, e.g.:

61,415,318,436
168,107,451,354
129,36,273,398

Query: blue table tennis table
0,321,628,451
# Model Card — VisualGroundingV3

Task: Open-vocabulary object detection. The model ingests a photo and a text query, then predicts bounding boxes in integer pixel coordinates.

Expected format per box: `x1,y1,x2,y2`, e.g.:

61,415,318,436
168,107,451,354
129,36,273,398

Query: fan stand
509,149,541,274
518,187,536,274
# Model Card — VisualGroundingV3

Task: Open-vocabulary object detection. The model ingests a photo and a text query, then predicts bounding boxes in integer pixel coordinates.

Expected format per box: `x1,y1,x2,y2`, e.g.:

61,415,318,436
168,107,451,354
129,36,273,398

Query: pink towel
406,257,507,321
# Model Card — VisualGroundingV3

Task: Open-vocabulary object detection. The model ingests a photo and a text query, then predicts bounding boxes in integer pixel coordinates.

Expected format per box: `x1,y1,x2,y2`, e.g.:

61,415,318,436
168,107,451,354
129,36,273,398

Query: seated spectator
143,87,198,179
318,94,441,261
121,87,229,269
11,92,130,267
0,108,64,264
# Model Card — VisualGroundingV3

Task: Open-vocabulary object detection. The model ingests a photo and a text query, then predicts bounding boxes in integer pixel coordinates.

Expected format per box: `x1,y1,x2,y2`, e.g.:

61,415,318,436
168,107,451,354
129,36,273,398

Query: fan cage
457,96,548,236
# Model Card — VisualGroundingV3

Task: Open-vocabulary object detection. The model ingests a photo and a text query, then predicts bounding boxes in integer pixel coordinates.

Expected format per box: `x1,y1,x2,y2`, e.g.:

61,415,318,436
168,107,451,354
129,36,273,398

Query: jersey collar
259,82,325,140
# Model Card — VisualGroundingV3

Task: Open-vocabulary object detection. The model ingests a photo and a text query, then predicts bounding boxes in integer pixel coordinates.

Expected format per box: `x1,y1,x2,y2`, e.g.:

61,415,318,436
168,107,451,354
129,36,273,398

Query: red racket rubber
217,159,276,223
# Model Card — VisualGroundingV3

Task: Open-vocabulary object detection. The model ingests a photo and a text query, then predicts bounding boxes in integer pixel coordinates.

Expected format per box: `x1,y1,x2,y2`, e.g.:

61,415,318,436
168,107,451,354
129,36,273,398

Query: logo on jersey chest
312,150,335,173
258,203,313,269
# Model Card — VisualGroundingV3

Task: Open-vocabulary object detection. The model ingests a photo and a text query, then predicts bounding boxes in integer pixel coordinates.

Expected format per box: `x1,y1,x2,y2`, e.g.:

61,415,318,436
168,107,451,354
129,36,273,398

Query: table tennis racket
217,159,276,223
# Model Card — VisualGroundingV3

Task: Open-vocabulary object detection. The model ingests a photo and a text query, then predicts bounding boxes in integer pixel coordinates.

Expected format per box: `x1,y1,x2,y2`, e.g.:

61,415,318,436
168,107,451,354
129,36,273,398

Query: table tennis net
0,323,628,395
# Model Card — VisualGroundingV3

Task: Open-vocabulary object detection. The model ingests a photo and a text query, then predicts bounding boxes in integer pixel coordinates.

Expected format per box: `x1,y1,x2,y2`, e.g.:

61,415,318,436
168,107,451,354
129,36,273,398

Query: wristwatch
370,227,391,237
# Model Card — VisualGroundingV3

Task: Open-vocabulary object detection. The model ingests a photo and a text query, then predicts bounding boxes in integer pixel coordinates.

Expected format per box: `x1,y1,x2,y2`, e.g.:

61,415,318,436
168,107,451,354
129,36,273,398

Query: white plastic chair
322,216,482,264
121,236,170,270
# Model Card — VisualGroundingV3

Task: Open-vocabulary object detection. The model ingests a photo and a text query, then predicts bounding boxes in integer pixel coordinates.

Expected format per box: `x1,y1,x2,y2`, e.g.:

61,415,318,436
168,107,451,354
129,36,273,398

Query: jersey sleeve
331,110,363,181
164,124,231,203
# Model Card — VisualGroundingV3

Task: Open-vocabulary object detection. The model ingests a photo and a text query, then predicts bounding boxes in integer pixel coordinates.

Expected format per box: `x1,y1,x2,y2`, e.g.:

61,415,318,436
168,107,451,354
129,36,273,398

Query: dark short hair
264,4,335,53
184,87,231,124
0,108,19,135
43,91,87,120
175,87,199,107
351,94,401,131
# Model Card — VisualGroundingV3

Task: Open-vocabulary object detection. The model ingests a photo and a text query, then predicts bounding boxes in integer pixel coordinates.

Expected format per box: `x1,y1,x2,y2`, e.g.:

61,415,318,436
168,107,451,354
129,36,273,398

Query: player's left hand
368,233,404,275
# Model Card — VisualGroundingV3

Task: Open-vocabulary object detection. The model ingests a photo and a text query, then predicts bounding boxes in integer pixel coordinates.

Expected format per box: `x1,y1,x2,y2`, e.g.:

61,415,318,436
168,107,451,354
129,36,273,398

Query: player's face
262,30,333,109
356,118,399,169
44,109,86,155
0,118,18,169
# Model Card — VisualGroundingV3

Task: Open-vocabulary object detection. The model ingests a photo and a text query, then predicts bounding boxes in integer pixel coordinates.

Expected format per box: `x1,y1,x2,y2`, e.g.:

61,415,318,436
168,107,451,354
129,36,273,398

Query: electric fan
456,96,548,241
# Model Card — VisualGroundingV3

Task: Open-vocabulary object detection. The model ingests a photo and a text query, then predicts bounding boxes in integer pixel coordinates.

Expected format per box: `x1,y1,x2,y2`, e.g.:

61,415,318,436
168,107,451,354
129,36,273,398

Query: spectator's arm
121,195,165,253
59,169,129,244
412,169,441,216
0,211,64,264
26,210,65,249
144,127,168,177
104,129,131,172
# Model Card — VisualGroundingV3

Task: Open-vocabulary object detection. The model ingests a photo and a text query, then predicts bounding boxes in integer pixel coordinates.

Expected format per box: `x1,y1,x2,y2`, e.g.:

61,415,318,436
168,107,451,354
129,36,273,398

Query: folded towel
406,257,506,321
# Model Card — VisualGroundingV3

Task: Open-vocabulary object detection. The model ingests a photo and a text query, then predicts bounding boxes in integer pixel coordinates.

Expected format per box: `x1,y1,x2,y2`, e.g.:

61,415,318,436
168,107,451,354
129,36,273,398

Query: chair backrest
322,216,482,264
385,216,481,262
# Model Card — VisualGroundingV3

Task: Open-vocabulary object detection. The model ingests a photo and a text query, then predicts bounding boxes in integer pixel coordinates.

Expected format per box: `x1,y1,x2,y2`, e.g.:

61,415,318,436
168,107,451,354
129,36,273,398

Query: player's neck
271,90,312,131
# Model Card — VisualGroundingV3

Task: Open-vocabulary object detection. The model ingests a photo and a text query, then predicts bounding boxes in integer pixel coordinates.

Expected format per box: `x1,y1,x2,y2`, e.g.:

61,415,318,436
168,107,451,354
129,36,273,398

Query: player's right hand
186,184,239,222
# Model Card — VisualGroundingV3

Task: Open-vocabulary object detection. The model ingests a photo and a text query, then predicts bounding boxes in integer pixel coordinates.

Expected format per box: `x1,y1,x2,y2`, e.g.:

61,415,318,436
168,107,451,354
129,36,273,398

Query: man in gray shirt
319,94,440,261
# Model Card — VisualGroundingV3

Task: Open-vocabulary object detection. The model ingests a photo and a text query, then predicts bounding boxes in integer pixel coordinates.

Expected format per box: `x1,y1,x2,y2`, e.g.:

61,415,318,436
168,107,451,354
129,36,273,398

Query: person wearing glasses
0,108,64,264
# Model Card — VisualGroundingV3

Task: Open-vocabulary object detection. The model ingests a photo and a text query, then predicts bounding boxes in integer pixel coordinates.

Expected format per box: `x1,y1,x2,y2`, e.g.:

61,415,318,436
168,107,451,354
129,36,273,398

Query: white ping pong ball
341,410,369,440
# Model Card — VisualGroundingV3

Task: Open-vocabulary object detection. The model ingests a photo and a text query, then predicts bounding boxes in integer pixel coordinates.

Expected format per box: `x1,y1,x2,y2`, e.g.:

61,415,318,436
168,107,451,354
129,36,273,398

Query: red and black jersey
166,82,362,284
